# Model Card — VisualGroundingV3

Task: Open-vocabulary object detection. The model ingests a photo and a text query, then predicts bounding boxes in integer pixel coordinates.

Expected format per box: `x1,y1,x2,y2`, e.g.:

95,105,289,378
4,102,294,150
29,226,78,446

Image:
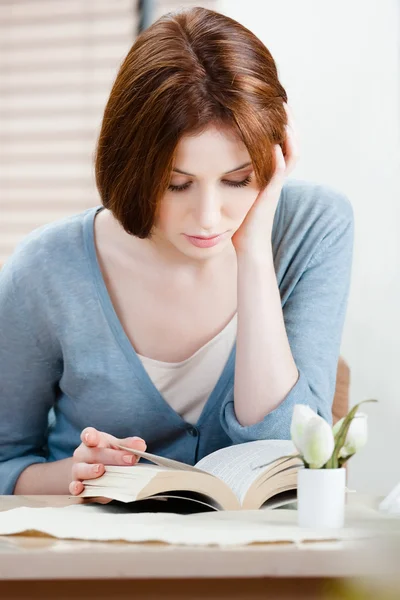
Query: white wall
219,0,400,494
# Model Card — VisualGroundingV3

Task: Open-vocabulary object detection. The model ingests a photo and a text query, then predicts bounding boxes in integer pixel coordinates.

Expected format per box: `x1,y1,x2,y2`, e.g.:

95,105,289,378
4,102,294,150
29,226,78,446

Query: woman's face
152,124,260,260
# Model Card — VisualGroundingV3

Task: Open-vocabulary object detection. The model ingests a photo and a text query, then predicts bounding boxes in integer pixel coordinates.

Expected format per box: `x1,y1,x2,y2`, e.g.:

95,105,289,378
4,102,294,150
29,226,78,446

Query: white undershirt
137,313,237,424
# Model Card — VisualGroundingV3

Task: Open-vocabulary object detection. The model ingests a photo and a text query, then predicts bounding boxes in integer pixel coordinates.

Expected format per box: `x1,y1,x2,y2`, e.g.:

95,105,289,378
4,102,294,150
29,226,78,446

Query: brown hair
95,7,288,238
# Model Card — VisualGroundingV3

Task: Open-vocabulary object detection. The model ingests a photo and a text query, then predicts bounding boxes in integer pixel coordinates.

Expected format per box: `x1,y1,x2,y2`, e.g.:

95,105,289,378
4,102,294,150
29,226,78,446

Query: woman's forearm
14,457,73,495
234,249,299,427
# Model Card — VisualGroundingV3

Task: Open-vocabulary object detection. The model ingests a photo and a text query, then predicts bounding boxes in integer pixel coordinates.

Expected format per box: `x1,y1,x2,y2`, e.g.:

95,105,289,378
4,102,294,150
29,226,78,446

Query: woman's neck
98,208,235,278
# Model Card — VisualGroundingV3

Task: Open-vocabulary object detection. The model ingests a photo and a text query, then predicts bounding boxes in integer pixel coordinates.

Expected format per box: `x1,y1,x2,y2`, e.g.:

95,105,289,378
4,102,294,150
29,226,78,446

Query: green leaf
325,399,377,469
338,452,355,468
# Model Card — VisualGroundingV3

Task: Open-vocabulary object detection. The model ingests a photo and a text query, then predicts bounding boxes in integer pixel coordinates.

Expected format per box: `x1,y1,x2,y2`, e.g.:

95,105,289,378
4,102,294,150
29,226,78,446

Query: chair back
332,357,350,424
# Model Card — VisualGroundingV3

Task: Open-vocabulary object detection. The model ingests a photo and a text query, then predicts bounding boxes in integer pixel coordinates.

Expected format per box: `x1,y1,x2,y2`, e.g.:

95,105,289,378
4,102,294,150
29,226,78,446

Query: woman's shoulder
272,179,354,299
279,177,354,230
1,206,98,289
273,178,354,276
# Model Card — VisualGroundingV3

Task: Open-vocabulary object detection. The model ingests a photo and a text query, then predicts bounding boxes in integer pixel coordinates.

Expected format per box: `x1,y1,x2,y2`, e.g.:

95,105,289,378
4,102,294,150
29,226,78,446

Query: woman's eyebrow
172,162,252,177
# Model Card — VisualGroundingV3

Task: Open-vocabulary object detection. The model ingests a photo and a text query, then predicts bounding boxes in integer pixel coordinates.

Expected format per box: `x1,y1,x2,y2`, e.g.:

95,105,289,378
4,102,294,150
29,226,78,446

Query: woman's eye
168,182,191,192
224,175,252,188
167,175,252,193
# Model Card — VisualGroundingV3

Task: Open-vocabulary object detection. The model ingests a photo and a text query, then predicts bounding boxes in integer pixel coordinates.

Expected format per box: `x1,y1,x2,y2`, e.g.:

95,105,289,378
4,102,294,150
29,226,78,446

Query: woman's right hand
69,427,147,495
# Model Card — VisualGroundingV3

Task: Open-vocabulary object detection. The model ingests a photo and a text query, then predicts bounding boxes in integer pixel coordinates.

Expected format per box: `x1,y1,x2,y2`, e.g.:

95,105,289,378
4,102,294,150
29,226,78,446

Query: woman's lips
183,232,228,248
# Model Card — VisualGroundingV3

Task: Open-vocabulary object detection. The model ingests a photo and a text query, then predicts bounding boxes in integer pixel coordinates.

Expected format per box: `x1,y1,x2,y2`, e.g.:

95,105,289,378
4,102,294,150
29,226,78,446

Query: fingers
80,426,125,449
73,430,147,496
282,103,300,175
69,480,84,496
80,427,104,448
283,128,299,175
284,102,295,129
266,145,286,193
75,446,141,466
80,427,146,451
72,461,105,482
274,144,287,173
118,436,147,451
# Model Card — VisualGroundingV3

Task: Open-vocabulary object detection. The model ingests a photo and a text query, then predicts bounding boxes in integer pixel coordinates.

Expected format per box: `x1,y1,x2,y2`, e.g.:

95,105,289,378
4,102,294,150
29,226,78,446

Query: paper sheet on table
0,504,377,546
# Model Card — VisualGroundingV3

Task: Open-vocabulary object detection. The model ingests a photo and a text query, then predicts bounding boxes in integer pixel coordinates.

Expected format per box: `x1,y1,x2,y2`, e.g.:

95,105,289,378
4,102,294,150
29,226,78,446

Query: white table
0,495,398,600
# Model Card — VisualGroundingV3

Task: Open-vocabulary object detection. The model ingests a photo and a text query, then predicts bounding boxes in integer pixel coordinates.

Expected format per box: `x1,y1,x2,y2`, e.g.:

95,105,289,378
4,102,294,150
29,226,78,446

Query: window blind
0,0,217,265
0,0,136,265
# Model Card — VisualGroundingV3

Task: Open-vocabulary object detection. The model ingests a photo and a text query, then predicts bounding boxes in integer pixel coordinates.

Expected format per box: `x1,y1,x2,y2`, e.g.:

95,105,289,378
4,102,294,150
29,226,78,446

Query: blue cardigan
0,178,354,494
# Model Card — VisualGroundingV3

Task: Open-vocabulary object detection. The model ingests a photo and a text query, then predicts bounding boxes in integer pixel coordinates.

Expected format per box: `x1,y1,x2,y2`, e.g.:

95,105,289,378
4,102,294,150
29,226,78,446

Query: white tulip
301,416,335,468
290,404,316,452
333,413,368,458
290,405,334,468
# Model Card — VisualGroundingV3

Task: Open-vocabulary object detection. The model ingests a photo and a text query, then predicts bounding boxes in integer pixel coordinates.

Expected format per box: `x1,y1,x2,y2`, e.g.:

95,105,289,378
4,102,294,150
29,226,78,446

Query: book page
195,440,296,503
117,445,204,473
80,463,239,510
80,464,165,501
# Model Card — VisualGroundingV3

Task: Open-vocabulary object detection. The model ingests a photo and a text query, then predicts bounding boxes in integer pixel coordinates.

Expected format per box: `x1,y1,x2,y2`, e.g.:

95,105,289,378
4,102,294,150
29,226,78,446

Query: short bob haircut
95,7,288,238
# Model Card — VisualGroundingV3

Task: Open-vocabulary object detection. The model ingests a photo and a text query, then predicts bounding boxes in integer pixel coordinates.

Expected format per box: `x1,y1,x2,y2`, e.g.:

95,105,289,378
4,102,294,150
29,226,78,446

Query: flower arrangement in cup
290,400,377,469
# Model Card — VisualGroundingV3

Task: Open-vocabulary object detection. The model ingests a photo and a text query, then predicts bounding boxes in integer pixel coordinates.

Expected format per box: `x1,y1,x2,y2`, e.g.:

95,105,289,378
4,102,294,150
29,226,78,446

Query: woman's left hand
232,103,299,258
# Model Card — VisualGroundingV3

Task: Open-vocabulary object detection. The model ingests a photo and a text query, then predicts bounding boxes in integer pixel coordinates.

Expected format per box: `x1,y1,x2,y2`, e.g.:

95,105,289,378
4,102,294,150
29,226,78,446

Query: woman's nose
194,192,222,232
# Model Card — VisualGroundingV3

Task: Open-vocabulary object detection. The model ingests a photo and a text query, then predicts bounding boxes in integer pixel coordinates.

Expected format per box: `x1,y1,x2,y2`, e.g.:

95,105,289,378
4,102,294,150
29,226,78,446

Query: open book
79,440,303,511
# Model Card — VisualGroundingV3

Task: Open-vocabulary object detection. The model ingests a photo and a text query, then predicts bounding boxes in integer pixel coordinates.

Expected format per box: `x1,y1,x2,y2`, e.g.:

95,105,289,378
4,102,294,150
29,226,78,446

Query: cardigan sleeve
0,248,60,494
220,192,354,444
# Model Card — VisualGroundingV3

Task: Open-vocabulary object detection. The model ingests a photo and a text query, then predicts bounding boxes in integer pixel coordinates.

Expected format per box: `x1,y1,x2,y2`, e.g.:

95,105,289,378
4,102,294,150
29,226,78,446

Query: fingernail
93,464,102,474
132,437,144,442
122,455,134,464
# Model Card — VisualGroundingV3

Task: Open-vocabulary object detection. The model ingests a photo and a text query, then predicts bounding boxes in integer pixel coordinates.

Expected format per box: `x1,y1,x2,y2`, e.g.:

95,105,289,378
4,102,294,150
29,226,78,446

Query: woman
0,7,353,496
